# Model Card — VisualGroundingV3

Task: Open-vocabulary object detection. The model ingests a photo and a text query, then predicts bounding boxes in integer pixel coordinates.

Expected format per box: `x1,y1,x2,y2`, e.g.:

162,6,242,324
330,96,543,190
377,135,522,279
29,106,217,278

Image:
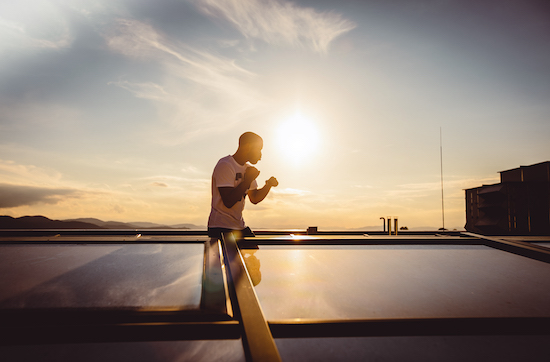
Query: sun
275,113,320,165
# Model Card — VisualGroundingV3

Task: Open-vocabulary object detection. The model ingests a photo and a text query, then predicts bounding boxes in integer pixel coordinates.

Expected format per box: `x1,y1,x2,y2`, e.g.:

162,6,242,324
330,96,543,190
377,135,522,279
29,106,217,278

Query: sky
1,0,549,230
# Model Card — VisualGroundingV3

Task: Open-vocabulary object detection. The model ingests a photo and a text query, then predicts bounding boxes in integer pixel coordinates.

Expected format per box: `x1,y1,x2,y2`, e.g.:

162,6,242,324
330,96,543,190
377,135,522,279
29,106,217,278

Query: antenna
440,127,445,230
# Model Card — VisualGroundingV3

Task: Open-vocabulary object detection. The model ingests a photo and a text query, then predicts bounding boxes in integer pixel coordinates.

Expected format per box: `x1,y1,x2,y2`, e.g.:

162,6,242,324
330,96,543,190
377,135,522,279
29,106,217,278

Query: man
207,132,278,238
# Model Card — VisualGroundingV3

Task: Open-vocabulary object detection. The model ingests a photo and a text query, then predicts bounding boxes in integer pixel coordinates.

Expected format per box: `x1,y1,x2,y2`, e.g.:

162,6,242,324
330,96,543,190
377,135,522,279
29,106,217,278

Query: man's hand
266,177,278,187
244,166,260,184
248,176,279,204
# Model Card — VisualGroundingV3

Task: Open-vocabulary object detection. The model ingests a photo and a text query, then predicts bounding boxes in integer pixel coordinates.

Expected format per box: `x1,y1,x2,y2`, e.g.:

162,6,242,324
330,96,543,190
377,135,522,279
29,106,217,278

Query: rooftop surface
0,230,549,361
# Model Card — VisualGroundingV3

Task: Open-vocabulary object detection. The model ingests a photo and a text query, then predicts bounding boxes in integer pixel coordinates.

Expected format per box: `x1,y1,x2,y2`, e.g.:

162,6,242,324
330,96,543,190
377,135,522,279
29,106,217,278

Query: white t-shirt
208,155,258,230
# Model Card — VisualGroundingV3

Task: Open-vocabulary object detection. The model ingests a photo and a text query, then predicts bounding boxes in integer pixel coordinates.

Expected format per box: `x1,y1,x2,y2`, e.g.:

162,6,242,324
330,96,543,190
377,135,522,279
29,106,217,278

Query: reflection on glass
249,245,550,320
275,335,550,362
242,250,261,286
0,244,204,310
0,339,246,362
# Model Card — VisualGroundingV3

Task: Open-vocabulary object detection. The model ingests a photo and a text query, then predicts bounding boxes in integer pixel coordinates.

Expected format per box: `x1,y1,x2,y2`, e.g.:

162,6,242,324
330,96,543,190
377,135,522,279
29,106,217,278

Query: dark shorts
207,227,255,239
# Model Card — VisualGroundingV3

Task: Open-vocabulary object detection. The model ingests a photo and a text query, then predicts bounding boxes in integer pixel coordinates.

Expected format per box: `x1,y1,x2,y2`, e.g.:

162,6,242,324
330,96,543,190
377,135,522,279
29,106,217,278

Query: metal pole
220,232,282,362
440,128,445,230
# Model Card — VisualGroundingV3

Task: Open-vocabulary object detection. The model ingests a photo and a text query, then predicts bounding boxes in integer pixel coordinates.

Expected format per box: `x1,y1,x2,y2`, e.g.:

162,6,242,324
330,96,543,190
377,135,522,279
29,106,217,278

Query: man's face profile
248,141,263,164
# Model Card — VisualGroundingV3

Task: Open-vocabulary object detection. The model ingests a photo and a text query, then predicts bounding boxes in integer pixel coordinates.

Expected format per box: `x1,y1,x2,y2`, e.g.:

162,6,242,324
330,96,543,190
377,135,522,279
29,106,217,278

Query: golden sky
1,0,549,229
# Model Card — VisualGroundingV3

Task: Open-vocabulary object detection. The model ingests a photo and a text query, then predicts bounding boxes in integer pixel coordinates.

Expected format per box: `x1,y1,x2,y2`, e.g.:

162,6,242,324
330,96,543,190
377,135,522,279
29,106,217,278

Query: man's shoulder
215,155,235,168
217,155,233,164
213,155,236,174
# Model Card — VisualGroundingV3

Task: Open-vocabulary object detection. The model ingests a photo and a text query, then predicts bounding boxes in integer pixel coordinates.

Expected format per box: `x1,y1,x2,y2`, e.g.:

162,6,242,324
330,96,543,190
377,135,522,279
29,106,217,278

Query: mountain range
0,216,204,229
0,215,457,231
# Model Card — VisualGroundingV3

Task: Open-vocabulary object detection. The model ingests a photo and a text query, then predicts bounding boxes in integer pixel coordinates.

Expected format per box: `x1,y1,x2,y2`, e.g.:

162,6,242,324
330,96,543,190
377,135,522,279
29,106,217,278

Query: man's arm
248,177,278,205
218,167,260,209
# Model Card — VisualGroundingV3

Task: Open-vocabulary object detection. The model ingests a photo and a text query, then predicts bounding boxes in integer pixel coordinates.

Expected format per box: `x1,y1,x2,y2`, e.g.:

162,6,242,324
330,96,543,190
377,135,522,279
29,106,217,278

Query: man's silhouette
208,132,278,238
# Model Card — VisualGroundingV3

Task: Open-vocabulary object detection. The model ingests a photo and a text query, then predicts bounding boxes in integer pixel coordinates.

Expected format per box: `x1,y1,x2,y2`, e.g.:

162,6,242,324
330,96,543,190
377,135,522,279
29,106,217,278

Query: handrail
462,232,550,263
220,232,282,362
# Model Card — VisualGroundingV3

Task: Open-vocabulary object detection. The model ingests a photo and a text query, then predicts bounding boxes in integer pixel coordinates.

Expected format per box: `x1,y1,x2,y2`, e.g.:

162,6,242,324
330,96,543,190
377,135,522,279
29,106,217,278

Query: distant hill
0,216,104,229
0,216,205,229
65,218,204,229
64,218,146,229
171,223,205,229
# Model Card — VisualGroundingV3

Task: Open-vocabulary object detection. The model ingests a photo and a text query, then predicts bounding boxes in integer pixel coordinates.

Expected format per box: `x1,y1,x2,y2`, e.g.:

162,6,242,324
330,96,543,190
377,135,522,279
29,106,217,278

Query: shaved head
239,132,263,147
234,132,263,165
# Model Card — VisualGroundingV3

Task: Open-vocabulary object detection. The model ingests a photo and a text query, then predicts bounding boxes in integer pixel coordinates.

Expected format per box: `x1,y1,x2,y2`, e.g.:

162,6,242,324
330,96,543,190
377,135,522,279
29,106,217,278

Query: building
465,161,550,236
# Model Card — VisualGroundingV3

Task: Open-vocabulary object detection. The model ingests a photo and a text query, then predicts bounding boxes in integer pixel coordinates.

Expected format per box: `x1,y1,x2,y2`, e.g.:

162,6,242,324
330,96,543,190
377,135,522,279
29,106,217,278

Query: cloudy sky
1,0,549,229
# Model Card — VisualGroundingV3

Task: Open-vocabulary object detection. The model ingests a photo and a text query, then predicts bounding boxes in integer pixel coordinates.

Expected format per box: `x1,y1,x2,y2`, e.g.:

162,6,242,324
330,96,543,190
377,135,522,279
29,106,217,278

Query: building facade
465,161,550,235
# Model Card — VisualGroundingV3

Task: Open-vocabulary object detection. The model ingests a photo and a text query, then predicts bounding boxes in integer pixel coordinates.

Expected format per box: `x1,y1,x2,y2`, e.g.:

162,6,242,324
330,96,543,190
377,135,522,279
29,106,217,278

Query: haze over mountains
0,215,458,231
0,216,204,229
64,218,203,229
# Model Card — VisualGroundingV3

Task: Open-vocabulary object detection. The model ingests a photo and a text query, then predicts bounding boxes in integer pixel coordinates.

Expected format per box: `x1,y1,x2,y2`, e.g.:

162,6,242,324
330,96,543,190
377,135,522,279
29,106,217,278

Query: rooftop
1,229,549,361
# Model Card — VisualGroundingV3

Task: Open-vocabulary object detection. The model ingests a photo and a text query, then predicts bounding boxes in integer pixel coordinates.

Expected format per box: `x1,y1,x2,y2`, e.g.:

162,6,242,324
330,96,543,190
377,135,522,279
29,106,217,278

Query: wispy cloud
194,0,356,53
272,187,311,197
0,0,72,51
104,18,267,143
0,159,63,185
150,182,168,188
105,19,255,84
107,81,171,102
139,175,210,191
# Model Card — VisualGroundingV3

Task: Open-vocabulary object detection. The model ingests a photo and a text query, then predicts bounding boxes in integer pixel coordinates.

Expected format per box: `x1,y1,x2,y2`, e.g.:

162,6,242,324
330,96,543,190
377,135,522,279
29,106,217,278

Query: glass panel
243,245,550,320
0,244,204,309
0,340,245,362
275,336,550,362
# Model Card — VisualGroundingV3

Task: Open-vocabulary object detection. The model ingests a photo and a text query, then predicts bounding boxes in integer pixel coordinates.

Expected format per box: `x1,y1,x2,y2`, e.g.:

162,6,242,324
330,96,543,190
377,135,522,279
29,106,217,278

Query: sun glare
276,113,320,165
